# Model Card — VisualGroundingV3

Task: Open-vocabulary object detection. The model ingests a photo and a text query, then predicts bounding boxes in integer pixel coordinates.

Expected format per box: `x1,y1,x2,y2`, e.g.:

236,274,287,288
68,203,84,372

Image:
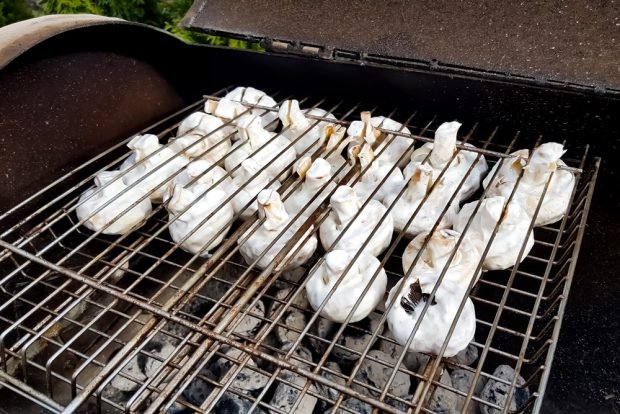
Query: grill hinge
263,38,334,60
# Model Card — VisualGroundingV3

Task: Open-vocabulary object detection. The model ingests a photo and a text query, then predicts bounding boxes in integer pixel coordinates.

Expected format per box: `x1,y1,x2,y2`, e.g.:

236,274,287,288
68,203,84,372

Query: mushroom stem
427,230,461,270
523,143,565,185
257,189,289,231
406,164,433,202
128,134,160,162
331,186,361,225
430,121,461,168
167,185,195,216
304,158,332,191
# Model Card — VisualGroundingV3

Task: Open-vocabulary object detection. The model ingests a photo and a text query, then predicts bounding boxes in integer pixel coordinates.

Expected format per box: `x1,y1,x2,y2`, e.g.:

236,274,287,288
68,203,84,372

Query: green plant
2,0,263,50
0,0,33,26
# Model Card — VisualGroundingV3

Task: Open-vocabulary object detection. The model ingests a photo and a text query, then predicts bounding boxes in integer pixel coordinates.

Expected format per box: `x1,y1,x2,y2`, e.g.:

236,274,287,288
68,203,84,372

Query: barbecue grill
0,5,617,414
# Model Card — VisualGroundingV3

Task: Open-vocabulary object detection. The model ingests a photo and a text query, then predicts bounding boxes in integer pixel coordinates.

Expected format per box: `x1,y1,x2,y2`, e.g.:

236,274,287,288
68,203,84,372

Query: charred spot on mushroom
400,280,436,314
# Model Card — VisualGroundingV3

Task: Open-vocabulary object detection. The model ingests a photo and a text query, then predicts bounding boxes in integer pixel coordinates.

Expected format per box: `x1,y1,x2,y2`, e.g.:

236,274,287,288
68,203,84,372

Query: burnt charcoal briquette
109,340,175,392
333,312,384,360
316,361,345,402
351,350,410,398
271,288,310,314
429,370,459,413
269,344,317,413
274,268,307,289
211,348,269,394
214,393,266,414
447,343,479,367
315,361,346,412
386,395,414,412
165,401,191,414
451,368,485,414
109,355,145,392
232,300,265,337
335,398,372,414
308,316,335,353
182,367,216,406
142,342,176,378
276,309,306,345
270,288,309,345
377,329,430,372
480,365,530,414
269,372,318,414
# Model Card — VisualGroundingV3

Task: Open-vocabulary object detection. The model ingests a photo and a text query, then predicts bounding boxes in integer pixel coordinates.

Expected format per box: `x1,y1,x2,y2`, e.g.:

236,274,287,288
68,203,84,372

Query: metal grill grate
0,86,599,414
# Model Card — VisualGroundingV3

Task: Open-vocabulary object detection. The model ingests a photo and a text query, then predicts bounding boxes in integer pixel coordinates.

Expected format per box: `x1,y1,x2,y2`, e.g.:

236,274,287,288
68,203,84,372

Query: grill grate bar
0,86,599,414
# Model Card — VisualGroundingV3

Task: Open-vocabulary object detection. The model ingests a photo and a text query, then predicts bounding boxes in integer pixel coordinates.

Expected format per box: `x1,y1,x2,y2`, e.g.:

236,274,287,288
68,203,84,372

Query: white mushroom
482,149,529,190
284,157,336,219
120,134,189,203
484,143,575,226
383,164,459,237
347,112,414,168
386,274,476,357
170,160,232,193
168,112,231,163
279,99,336,155
350,143,405,203
76,171,152,235
402,229,482,289
319,186,393,256
404,121,488,202
224,115,296,180
306,250,387,323
239,189,317,271
455,196,534,270
230,158,281,220
203,97,245,138
166,184,234,256
291,123,350,181
217,86,278,130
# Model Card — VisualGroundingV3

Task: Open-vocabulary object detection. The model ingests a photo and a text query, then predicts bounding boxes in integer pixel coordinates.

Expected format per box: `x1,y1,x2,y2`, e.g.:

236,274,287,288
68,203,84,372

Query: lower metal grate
0,86,599,414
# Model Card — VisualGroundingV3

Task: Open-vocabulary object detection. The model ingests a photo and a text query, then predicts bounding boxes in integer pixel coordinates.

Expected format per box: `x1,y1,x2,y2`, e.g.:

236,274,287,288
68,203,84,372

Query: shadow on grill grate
0,85,599,414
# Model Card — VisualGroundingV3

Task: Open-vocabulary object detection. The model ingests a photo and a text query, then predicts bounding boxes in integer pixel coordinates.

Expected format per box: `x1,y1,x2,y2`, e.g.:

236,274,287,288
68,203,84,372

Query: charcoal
109,340,174,392
276,310,306,344
214,392,266,414
109,355,145,392
269,344,317,413
333,312,384,360
429,370,459,413
351,350,411,398
274,268,307,290
141,341,175,378
182,367,216,406
308,316,335,353
183,295,213,318
165,401,190,414
335,398,372,414
447,343,479,367
316,361,345,402
269,288,309,344
386,395,414,412
451,369,486,414
212,348,269,394
160,321,190,343
269,372,317,414
480,365,530,414
232,300,265,338
271,288,310,313
377,329,430,372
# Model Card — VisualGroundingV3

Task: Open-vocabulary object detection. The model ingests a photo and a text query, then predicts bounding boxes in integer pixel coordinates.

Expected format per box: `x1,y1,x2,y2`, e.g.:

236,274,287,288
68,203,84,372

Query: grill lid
181,0,620,92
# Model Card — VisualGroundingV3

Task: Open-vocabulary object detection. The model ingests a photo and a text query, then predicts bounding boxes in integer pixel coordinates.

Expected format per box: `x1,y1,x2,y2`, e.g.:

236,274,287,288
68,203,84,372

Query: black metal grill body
0,19,618,414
